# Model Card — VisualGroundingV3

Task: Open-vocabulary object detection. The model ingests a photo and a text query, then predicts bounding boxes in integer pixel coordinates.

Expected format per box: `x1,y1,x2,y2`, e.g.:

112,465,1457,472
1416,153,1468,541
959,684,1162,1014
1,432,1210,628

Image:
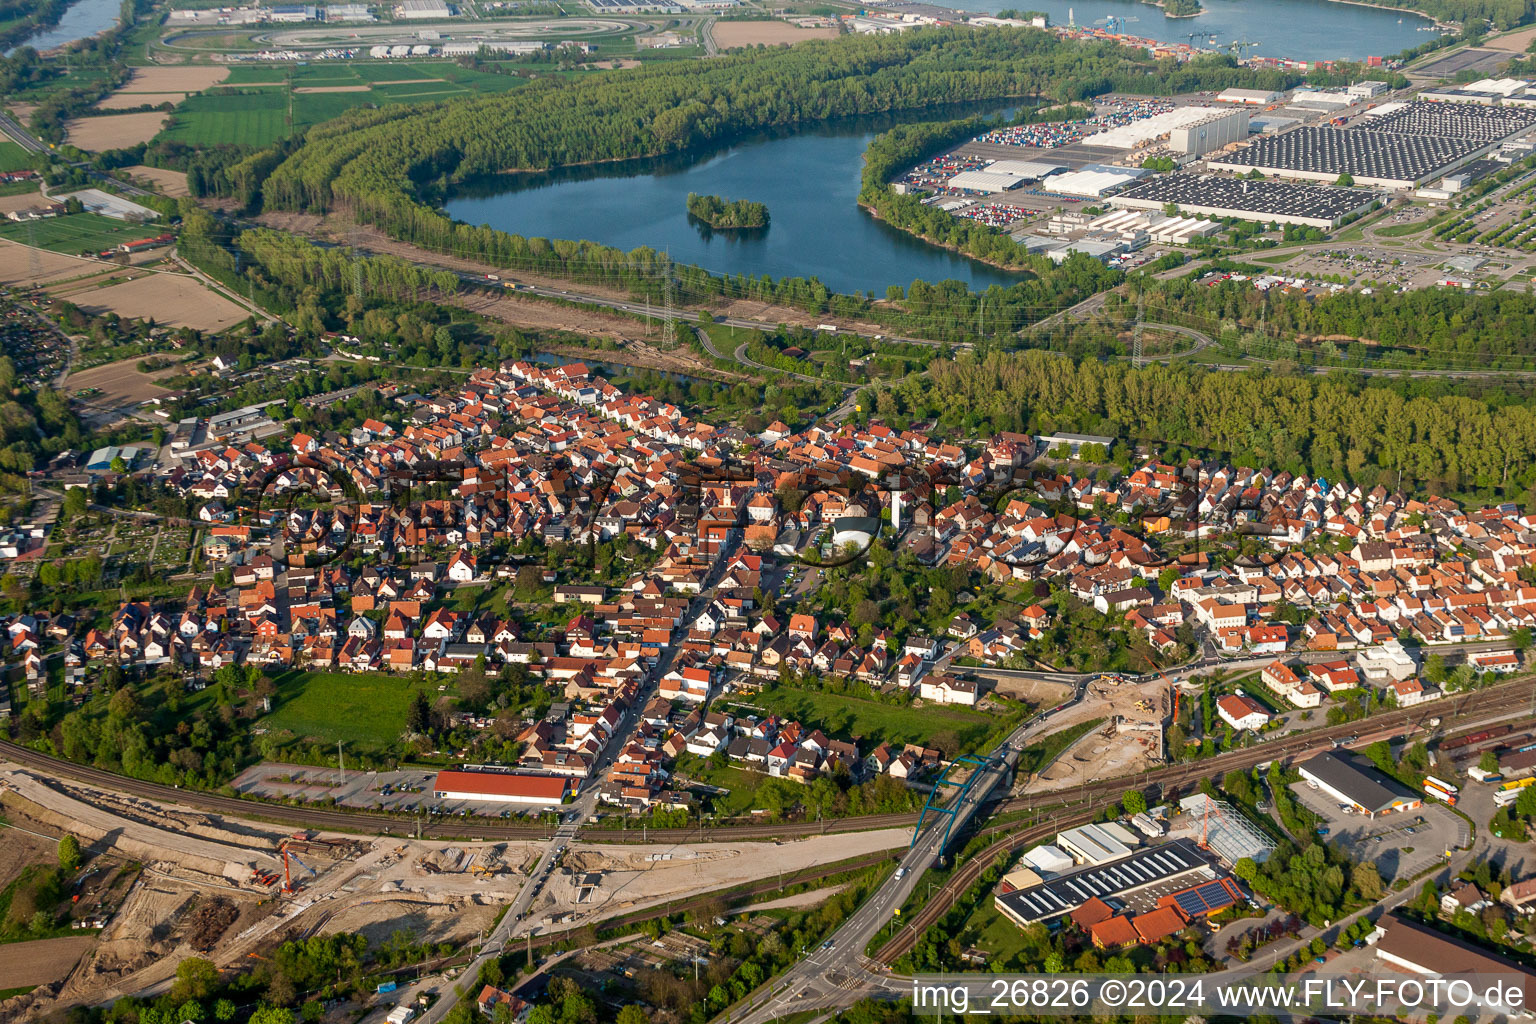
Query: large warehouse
994,838,1218,928
946,169,1024,193
1208,101,1536,189
1297,751,1422,818
1170,108,1250,157
1111,174,1377,229
433,769,573,805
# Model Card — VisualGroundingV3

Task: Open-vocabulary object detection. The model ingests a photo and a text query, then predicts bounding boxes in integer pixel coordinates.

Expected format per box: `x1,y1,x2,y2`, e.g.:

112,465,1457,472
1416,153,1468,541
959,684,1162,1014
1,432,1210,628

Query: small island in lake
1147,0,1203,15
686,192,770,229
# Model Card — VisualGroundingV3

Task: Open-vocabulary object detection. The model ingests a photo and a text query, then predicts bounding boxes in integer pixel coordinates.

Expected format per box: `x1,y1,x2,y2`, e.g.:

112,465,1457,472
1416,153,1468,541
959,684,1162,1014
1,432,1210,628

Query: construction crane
1228,38,1260,58
1196,791,1230,851
279,846,318,894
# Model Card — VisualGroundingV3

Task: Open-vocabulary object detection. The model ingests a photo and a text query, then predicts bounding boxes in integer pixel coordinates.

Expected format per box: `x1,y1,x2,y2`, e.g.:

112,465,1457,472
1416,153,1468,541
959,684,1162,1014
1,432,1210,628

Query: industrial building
1112,174,1376,229
267,4,319,20
984,159,1065,179
396,0,452,16
325,2,373,17
1057,822,1139,865
1170,108,1250,157
1209,101,1536,188
993,838,1217,928
1040,167,1143,197
945,169,1024,193
1217,87,1284,106
432,769,573,805
441,40,547,55
1086,208,1216,243
1373,914,1536,1014
1175,794,1276,865
1298,751,1422,818
1082,105,1236,151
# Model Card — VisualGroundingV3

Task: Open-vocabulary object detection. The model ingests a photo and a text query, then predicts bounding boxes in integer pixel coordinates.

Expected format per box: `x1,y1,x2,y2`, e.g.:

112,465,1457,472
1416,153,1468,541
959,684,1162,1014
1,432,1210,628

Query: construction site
0,763,905,1022
1023,675,1174,792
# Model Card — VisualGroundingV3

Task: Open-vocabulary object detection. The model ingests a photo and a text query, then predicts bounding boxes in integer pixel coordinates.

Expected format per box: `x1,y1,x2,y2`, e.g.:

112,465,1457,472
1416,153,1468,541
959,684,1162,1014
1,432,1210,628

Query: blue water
7,0,119,54
446,117,1032,296
953,0,1443,62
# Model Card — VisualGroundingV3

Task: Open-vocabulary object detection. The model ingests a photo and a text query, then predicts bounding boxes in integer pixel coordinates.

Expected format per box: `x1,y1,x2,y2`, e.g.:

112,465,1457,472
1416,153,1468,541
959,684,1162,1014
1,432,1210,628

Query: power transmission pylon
1133,295,1145,368
661,252,676,347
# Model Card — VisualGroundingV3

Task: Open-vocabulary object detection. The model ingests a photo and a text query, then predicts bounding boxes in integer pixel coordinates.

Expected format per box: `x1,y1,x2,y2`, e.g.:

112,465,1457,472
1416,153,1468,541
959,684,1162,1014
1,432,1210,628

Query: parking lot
230,761,576,821
1290,780,1466,882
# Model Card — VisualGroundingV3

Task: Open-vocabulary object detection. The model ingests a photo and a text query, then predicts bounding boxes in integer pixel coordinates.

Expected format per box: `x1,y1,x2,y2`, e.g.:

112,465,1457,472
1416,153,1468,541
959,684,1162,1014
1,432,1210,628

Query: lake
446,112,1033,297
956,0,1443,61
442,0,1443,294
7,0,120,54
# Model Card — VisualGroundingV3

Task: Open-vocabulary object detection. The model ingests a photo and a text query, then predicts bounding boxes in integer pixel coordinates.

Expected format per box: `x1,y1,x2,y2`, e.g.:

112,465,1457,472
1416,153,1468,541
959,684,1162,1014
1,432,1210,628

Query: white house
1216,694,1271,731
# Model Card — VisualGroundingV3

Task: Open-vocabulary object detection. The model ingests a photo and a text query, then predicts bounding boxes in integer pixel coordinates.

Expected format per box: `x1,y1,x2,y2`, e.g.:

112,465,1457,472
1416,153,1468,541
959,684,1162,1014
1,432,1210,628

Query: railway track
0,738,919,842
871,679,1536,964
0,677,1529,846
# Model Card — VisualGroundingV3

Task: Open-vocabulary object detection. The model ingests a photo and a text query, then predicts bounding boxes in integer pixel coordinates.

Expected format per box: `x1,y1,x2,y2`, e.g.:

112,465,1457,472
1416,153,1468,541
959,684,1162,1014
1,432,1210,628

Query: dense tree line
874,349,1536,498
1139,270,1536,366
237,29,1295,337
237,228,461,302
685,192,769,229
0,0,70,60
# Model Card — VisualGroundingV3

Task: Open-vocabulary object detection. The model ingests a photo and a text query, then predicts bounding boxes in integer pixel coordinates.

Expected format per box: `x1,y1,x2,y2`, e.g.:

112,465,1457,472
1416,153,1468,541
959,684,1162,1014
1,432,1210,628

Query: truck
1469,766,1504,783
817,323,838,332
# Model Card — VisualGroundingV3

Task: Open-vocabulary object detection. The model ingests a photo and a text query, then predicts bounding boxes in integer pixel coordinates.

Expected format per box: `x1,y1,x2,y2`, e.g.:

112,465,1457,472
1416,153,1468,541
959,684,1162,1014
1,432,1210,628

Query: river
955,0,1443,61
6,0,120,54
958,0,1437,61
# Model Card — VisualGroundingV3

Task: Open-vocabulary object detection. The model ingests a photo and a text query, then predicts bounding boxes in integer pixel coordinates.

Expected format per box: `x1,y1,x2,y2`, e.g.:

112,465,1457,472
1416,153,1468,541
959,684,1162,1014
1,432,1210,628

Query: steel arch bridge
911,753,1008,855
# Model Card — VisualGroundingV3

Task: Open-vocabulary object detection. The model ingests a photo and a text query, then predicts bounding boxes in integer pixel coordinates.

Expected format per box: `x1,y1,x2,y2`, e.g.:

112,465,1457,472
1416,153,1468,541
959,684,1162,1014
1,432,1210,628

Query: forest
1136,271,1536,367
685,193,769,229
866,349,1536,499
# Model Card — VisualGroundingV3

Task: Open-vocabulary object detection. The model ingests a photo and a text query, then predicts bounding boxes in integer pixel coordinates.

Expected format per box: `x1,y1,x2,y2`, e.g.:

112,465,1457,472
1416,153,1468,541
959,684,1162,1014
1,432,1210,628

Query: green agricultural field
155,63,528,146
0,140,35,173
742,686,1012,752
158,91,290,146
0,212,156,255
260,669,450,747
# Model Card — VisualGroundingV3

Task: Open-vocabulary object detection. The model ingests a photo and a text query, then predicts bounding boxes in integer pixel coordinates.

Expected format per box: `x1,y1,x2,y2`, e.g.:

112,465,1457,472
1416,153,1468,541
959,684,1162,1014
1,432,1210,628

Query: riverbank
1313,0,1452,30
857,200,1035,277
5,0,121,55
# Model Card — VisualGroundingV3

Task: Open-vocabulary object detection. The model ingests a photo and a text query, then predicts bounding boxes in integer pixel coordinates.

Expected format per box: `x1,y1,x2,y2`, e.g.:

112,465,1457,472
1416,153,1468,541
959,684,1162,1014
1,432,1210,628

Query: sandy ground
122,165,189,197
53,271,247,331
0,190,44,215
96,92,182,111
0,936,96,991
0,824,57,892
0,239,108,287
536,829,906,929
734,884,847,914
1487,25,1536,50
65,112,170,151
1026,717,1161,792
113,66,229,93
1,771,280,880
710,21,840,47
982,675,1072,708
63,356,181,405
